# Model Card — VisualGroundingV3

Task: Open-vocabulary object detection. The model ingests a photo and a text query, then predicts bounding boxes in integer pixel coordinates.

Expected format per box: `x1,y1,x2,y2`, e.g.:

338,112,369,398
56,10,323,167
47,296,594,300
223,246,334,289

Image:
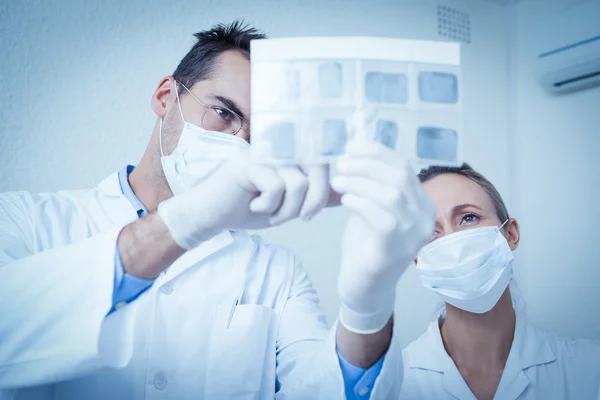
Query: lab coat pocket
204,302,277,399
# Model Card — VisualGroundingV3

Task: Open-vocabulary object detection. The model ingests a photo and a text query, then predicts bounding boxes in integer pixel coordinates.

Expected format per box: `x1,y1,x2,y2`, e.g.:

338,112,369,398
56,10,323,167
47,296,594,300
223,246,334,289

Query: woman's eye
461,213,479,224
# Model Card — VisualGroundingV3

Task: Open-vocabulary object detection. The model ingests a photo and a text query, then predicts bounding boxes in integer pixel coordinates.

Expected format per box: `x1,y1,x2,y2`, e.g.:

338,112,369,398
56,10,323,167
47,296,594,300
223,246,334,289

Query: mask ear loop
499,219,510,230
159,80,187,158
159,117,165,157
174,80,186,123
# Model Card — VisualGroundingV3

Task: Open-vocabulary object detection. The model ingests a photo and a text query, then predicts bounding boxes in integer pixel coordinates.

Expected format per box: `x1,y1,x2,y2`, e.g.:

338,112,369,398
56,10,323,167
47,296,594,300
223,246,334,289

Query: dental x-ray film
250,37,462,168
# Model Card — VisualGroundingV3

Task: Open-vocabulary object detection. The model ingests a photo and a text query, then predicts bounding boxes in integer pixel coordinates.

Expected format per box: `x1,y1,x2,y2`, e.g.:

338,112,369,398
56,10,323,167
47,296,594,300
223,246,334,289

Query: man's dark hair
172,20,266,90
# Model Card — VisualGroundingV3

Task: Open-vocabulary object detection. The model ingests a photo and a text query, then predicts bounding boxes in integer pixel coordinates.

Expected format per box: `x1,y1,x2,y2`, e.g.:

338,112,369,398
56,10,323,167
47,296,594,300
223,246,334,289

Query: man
0,21,435,399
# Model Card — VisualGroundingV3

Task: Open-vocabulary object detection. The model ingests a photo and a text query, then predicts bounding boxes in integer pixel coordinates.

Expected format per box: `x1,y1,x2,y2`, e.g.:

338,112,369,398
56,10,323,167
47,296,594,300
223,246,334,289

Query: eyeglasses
176,80,249,137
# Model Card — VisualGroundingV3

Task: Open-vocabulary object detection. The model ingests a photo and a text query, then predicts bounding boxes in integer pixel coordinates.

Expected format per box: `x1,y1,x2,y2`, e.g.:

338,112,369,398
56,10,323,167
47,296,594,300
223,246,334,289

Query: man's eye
214,107,232,120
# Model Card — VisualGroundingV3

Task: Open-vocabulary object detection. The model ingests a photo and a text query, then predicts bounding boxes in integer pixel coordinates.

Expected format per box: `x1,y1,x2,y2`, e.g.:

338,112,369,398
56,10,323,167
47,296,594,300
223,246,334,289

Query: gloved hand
158,147,331,250
331,140,437,334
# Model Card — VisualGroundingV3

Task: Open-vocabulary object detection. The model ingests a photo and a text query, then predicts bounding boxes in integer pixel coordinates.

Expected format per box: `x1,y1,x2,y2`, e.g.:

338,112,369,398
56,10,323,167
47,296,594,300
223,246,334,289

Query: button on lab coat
0,171,403,399
399,312,600,399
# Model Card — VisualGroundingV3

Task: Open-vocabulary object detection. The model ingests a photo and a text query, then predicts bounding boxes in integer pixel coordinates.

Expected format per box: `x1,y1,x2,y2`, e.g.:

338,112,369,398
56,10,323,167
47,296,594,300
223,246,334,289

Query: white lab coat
399,312,600,399
0,171,403,400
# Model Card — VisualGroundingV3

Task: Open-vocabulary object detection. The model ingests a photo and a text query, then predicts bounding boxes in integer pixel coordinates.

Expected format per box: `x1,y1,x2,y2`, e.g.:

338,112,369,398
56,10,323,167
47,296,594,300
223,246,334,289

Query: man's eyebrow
210,95,248,122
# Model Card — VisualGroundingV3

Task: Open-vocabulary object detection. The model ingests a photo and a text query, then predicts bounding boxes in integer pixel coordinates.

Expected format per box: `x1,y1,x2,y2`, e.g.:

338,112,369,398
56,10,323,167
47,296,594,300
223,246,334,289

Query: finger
403,169,437,221
247,165,285,214
228,149,258,192
331,175,404,214
412,172,435,212
406,173,426,215
336,155,409,188
344,139,402,166
341,194,397,234
299,164,330,220
411,176,438,235
269,166,309,225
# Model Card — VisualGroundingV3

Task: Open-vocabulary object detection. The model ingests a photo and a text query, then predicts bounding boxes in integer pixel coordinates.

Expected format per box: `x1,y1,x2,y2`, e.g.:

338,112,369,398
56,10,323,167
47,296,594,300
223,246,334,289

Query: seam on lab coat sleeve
0,227,137,389
275,321,345,400
369,317,405,399
0,192,36,266
274,255,404,399
274,258,328,353
274,258,345,399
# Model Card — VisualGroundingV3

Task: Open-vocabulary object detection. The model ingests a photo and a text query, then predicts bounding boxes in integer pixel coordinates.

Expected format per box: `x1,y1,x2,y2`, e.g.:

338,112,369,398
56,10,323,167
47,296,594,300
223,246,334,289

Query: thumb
217,151,284,214
246,164,285,214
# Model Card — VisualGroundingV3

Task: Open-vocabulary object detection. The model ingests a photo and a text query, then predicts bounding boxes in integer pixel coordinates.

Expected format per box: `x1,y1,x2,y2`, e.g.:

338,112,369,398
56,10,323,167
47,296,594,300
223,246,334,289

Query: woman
399,164,600,400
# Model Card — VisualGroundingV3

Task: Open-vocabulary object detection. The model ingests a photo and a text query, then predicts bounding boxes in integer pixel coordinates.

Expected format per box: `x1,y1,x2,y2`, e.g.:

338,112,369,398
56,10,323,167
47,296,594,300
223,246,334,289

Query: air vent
553,70,600,88
437,5,471,44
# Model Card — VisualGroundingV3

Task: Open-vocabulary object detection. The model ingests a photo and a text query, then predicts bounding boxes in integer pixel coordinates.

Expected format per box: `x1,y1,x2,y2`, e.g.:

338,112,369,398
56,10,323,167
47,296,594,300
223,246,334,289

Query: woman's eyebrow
451,204,483,214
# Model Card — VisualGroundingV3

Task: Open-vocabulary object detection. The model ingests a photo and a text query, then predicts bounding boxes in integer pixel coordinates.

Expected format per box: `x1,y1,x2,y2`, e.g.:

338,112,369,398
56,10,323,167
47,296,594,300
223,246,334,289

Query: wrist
338,290,396,335
119,213,186,279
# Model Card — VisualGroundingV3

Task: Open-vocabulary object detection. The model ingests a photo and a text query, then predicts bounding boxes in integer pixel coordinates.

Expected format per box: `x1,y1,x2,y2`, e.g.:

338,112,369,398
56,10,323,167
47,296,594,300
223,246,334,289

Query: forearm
117,212,185,279
0,230,136,388
336,317,392,368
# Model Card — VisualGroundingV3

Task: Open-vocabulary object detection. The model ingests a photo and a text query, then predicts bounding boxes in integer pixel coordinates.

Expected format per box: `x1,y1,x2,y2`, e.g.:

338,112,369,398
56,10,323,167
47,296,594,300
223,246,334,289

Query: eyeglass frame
175,79,250,137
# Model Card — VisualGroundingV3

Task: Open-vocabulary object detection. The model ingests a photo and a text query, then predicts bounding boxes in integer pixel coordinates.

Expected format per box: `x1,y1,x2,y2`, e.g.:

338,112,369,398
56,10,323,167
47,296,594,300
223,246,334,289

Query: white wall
0,0,511,347
507,0,600,340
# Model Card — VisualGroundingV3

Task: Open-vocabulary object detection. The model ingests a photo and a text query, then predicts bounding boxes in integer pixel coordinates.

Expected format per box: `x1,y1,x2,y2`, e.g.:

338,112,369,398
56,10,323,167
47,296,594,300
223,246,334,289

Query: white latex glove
331,140,437,334
158,147,330,250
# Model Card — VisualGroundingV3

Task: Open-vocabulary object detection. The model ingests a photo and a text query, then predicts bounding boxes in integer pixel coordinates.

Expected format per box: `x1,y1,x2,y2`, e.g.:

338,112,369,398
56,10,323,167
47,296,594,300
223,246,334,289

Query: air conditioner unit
530,0,600,94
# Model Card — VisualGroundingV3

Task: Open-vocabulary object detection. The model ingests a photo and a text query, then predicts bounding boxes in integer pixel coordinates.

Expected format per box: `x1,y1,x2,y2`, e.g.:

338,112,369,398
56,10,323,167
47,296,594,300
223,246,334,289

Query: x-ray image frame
410,112,462,166
250,37,462,167
413,62,462,111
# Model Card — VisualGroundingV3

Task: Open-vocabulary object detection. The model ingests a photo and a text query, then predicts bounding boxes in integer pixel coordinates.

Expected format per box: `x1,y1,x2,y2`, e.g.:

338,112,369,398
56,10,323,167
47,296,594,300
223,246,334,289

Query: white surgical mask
415,221,513,314
160,85,249,196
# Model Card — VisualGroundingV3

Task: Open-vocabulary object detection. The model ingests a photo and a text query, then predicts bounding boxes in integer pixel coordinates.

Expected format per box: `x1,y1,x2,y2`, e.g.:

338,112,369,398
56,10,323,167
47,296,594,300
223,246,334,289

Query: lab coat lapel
405,318,446,373
494,311,556,400
443,366,478,400
162,230,234,281
437,317,478,400
494,370,530,400
406,317,478,400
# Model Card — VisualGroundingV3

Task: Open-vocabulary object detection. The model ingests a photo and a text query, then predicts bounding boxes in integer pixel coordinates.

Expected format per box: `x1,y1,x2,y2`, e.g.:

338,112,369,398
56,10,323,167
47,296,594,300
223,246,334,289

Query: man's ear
151,76,176,119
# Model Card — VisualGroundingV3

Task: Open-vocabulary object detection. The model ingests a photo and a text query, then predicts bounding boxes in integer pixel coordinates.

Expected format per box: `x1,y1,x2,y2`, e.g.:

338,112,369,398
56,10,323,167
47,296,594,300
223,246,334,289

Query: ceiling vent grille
437,5,471,44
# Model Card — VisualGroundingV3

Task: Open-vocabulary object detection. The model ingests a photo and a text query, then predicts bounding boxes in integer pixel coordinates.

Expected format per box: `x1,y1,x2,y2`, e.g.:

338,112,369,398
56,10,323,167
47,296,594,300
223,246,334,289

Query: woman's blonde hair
418,163,510,224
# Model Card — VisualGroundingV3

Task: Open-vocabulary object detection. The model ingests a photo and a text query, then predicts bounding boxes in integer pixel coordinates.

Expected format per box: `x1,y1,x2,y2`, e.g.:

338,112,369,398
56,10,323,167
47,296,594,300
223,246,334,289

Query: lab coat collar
97,170,126,198
510,310,556,369
493,310,556,399
404,313,476,399
406,310,557,400
95,170,141,227
406,310,556,370
404,313,448,373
